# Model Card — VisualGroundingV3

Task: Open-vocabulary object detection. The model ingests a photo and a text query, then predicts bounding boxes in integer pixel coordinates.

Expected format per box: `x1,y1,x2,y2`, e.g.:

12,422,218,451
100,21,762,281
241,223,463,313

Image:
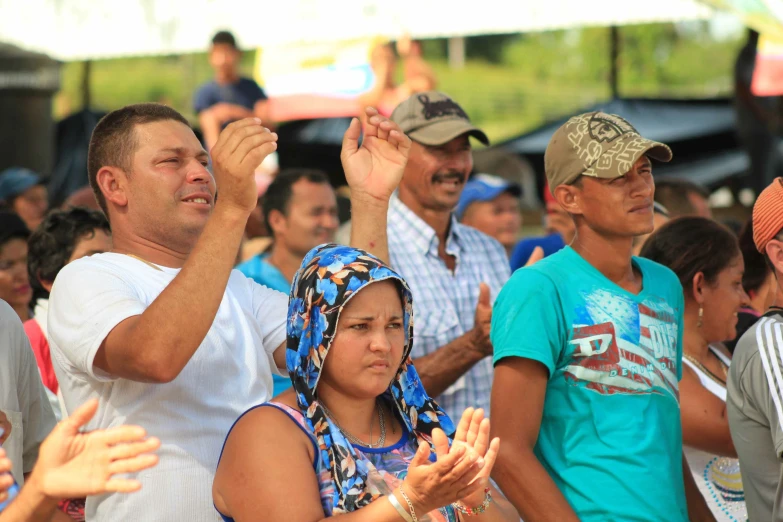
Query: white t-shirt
48,253,287,522
0,300,56,485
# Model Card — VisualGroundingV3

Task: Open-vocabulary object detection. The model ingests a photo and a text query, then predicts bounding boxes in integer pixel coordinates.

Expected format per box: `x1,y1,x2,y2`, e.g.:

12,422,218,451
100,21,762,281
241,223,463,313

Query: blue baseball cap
0,167,43,203
456,174,522,219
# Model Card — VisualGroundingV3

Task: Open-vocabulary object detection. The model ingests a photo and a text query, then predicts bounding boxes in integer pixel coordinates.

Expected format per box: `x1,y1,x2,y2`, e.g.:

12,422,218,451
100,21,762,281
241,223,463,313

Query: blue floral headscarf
286,244,455,513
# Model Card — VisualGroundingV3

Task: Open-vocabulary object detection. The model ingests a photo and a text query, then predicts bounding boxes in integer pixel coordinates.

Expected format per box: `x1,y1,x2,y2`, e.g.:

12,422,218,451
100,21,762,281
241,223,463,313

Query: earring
697,306,703,328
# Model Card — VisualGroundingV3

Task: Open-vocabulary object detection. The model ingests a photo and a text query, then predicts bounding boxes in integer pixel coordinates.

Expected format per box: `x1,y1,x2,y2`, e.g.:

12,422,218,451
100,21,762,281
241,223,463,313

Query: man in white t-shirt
47,103,409,521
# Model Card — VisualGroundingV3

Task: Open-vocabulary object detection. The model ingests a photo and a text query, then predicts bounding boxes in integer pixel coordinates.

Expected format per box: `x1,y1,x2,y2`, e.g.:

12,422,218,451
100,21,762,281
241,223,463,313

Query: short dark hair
262,169,331,239
88,103,190,219
640,216,740,297
0,211,29,247
737,218,770,296
654,179,710,218
28,207,110,300
212,31,238,49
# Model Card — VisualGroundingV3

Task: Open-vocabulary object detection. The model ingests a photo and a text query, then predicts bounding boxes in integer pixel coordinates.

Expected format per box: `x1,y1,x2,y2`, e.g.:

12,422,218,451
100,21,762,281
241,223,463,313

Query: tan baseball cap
545,111,672,190
390,91,489,146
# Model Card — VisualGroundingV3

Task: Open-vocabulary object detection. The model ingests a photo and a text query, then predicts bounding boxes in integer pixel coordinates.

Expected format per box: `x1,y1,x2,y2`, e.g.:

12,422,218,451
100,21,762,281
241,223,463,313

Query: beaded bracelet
453,488,493,516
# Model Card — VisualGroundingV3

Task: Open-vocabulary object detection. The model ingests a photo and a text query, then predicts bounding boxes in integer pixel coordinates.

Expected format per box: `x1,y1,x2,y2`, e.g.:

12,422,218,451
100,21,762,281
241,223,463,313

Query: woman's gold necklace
320,399,387,448
683,352,728,386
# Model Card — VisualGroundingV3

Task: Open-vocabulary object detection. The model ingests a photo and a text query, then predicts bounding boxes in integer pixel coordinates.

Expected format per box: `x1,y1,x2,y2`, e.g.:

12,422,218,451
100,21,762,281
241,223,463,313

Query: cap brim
587,136,673,180
408,119,490,147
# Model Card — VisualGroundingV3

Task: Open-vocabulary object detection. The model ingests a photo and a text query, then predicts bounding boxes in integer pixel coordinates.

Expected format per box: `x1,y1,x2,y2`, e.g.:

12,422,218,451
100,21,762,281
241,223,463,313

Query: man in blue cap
0,168,48,231
456,174,523,257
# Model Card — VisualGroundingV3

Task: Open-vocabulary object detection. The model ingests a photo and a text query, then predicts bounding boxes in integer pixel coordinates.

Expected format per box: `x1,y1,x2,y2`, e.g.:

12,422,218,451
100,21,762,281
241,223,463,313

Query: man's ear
95,166,129,210
766,239,783,277
267,209,286,236
553,184,582,216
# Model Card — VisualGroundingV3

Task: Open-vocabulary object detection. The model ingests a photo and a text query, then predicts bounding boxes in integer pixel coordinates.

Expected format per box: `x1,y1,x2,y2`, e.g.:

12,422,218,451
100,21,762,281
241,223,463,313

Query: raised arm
342,106,410,263
93,119,278,383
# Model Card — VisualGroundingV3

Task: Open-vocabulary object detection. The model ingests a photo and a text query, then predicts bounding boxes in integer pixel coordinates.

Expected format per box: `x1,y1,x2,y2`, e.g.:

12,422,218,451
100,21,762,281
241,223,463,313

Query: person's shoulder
195,80,218,94
635,256,681,290
455,224,507,260
0,300,21,331
735,313,781,362
55,253,130,285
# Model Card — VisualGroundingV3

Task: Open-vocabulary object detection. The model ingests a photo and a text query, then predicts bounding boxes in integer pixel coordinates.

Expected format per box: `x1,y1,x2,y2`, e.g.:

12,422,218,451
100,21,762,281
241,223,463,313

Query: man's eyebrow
157,147,209,159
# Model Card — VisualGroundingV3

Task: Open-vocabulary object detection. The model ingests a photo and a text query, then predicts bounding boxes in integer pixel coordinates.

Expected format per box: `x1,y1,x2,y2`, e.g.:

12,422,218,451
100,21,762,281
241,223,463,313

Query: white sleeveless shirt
683,345,747,522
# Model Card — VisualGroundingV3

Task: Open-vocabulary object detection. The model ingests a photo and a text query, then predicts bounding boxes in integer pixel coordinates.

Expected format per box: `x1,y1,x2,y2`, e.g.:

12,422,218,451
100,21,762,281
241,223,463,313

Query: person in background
725,218,779,353
509,180,571,271
0,168,49,231
62,187,102,212
0,399,159,522
194,31,273,151
456,174,522,257
631,201,670,256
236,168,338,395
213,244,518,522
0,212,32,322
727,177,783,521
386,91,509,422
654,178,712,219
641,217,748,521
0,300,56,489
491,111,715,521
25,207,112,419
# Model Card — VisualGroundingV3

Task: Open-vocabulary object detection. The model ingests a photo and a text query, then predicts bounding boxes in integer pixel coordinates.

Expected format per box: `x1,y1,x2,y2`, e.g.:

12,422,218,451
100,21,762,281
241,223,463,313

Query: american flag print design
564,288,679,401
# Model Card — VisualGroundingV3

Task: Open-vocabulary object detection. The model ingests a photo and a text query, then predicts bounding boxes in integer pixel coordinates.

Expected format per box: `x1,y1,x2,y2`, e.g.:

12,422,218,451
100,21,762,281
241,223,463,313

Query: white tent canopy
0,0,714,61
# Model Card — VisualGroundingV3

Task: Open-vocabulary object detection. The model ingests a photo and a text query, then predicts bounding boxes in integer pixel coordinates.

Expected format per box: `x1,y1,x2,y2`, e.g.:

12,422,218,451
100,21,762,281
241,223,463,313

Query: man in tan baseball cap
383,91,510,424
492,112,716,521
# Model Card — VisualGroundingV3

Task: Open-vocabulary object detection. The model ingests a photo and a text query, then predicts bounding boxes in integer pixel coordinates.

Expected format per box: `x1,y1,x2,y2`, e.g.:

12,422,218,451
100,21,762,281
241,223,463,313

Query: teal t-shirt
236,252,292,396
491,246,687,522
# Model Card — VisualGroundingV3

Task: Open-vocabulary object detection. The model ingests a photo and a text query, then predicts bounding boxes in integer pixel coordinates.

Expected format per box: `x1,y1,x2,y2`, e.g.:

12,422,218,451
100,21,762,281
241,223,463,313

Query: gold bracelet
388,491,415,522
398,487,420,522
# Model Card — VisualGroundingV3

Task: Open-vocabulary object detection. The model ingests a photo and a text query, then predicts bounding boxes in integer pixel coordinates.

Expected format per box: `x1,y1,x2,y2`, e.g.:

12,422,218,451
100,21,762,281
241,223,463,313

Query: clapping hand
0,448,13,504
438,408,499,508
341,107,411,206
31,399,160,499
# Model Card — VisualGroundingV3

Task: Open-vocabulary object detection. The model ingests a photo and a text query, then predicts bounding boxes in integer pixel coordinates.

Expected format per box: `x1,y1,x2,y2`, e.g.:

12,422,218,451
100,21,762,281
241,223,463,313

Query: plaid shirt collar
389,193,463,257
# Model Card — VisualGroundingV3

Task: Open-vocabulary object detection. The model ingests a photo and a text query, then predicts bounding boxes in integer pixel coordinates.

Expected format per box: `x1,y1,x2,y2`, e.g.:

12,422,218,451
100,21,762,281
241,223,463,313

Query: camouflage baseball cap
545,111,672,189
391,91,489,146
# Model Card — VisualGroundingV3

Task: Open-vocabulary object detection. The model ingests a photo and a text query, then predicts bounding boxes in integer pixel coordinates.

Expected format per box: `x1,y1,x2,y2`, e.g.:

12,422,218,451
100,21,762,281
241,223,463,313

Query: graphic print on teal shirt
491,246,688,522
236,252,292,396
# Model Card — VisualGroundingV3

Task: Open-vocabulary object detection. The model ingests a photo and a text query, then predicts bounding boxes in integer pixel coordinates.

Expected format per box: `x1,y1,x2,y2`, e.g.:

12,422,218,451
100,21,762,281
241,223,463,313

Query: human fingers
233,129,278,167
472,418,491,457
466,409,484,447
108,453,159,475
0,456,11,475
341,118,361,160
108,437,161,460
65,398,99,432
100,425,148,446
388,129,411,155
472,438,500,482
368,114,391,141
363,107,379,139
408,440,432,468
0,471,13,490
454,408,474,443
431,428,450,460
214,119,266,158
103,478,143,493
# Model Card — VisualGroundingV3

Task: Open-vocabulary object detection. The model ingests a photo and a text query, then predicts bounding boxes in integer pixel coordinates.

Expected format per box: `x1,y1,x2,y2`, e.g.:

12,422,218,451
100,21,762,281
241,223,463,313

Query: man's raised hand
341,107,411,206
211,118,278,215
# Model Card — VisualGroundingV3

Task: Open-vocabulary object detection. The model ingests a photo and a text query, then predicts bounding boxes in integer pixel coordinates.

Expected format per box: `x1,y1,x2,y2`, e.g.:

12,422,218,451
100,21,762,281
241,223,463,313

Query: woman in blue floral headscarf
214,244,517,522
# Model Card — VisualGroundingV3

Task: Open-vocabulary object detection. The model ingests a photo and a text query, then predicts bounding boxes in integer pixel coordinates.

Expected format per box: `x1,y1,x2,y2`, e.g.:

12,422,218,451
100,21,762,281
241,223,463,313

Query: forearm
412,333,485,398
349,196,390,263
0,475,57,522
493,449,578,522
199,112,221,151
683,454,715,522
117,205,248,381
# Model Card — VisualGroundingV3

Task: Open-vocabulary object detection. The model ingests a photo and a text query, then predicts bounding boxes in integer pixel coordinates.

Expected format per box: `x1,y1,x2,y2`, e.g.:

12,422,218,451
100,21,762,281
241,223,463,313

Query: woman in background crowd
0,212,32,322
641,217,749,522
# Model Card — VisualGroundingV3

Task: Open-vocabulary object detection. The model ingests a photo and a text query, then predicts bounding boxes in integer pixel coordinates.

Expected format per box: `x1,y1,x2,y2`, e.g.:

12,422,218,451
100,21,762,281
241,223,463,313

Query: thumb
524,246,545,267
410,441,432,467
341,118,361,160
64,398,99,432
478,283,491,307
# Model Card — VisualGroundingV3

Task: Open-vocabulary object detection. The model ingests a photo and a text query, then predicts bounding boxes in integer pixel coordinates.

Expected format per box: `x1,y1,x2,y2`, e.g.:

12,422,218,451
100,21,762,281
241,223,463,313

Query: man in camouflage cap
491,112,715,521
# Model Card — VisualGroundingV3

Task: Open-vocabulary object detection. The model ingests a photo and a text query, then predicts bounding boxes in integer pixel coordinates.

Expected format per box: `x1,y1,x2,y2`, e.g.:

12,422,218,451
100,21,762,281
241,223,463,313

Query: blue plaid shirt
388,194,511,420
